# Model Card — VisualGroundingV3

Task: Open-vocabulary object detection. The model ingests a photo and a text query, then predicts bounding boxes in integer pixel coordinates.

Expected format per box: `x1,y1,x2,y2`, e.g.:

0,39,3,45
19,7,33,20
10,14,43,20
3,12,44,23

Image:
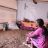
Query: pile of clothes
16,18,37,31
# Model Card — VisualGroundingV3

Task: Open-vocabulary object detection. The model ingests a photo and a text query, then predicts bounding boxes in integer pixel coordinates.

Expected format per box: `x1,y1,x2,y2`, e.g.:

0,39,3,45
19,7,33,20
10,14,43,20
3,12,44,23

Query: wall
17,0,48,22
0,0,19,29
0,7,16,23
0,0,17,9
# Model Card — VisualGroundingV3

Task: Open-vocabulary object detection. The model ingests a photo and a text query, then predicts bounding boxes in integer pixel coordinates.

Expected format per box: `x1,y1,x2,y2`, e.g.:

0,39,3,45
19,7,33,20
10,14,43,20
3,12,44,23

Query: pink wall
0,0,17,23
0,7,16,23
0,0,17,29
0,0,17,9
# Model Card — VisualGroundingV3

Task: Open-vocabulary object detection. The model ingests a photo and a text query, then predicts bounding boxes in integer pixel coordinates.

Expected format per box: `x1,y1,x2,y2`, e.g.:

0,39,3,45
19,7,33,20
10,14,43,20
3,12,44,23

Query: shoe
23,42,32,48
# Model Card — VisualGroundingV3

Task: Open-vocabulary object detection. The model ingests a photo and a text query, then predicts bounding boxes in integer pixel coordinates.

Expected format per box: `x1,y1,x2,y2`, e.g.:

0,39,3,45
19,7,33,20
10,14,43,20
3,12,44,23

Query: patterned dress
26,27,45,48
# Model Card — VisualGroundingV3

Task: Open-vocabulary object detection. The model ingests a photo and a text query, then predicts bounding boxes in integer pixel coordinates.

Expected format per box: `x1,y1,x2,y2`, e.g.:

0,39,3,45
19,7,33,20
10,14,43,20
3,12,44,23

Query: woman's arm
29,28,42,38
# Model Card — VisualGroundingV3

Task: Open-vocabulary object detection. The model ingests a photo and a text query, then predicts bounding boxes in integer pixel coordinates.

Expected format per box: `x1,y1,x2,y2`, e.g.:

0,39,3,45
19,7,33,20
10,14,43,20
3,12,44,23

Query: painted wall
0,7,16,23
17,0,48,22
0,7,17,29
0,0,19,29
0,0,17,9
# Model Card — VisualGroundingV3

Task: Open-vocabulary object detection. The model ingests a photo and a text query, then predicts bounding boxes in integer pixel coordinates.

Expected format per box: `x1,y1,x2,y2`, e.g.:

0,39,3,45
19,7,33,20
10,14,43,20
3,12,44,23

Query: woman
26,19,47,48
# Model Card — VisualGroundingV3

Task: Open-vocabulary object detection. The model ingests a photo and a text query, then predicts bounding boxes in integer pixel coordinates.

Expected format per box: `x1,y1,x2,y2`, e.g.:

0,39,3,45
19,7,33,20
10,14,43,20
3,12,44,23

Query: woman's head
36,19,44,27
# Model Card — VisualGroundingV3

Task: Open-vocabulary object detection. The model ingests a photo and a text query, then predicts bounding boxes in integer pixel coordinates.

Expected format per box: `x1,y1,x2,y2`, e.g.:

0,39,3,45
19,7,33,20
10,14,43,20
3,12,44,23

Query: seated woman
25,19,48,48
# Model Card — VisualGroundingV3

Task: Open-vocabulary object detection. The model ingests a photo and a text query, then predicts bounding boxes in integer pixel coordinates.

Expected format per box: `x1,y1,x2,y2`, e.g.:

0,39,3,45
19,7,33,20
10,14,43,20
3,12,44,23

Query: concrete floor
0,29,32,48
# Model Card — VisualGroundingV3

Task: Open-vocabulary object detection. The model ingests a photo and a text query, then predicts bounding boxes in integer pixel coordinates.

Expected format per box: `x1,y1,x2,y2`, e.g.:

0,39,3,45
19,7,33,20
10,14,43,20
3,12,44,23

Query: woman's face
35,21,39,28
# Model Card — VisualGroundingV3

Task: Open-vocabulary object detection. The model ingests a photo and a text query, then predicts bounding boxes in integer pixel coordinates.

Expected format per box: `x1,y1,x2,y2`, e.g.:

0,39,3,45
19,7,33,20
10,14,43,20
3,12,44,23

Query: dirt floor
0,29,33,48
